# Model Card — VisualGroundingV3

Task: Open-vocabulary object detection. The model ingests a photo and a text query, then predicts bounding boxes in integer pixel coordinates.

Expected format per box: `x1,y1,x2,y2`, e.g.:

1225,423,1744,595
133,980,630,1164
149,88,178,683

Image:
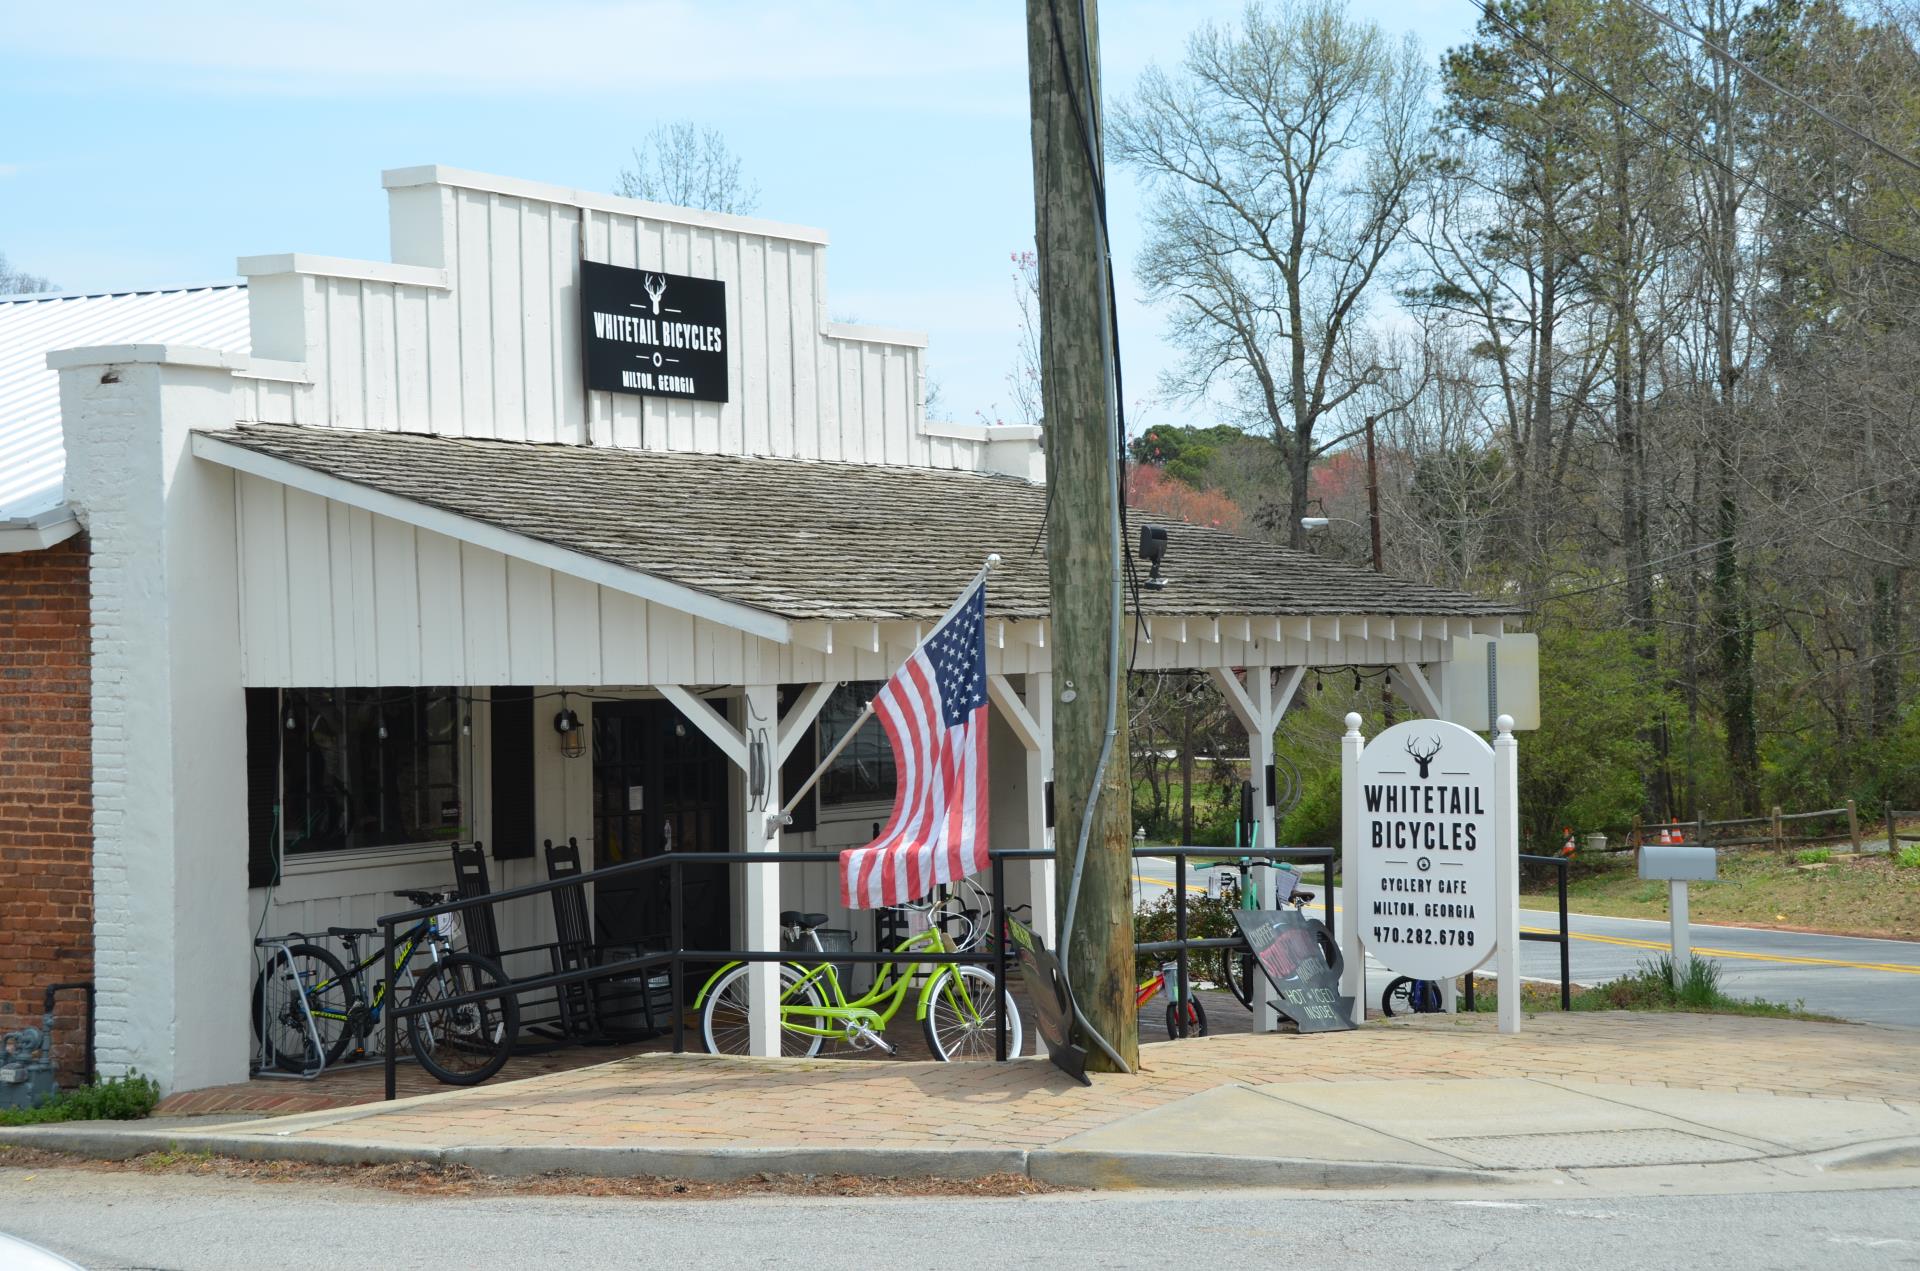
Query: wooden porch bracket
777,681,839,763
1390,661,1444,718
655,684,749,770
986,673,1042,752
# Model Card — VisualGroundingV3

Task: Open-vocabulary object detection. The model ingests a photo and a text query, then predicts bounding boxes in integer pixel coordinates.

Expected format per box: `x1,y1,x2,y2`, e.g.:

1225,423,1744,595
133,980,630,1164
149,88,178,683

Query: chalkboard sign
1006,917,1089,1085
1233,909,1356,1033
580,259,729,403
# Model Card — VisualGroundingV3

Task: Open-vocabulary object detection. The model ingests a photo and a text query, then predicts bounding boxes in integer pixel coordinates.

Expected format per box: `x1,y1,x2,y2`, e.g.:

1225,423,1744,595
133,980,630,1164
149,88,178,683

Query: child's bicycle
695,884,1022,1061
1137,959,1208,1038
250,890,520,1086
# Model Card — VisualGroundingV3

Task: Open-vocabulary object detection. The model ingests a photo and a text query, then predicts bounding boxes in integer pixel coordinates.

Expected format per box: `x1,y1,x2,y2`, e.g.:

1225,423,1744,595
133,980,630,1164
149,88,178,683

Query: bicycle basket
784,926,857,996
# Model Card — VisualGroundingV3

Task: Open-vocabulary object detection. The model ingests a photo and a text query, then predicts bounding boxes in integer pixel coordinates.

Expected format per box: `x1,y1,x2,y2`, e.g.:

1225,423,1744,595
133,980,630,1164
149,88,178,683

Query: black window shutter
245,688,282,888
490,687,536,860
779,684,818,834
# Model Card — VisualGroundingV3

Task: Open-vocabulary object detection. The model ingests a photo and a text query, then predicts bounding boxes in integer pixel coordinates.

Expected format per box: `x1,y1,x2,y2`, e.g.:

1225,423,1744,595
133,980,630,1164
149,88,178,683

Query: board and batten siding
237,170,993,471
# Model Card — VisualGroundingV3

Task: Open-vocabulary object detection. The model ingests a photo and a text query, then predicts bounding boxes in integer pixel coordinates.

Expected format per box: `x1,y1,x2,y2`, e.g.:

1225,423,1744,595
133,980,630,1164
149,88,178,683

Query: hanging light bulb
285,708,296,730
461,715,472,737
1313,673,1322,693
378,718,389,740
1352,670,1361,693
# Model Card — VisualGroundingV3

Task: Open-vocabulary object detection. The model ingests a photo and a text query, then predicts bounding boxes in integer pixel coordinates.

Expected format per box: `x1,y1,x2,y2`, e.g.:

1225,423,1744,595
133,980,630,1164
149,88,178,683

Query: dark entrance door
590,700,731,955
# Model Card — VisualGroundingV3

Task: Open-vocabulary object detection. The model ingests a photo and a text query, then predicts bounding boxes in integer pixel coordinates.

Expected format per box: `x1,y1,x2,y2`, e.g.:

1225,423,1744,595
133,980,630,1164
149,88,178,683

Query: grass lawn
1521,847,1920,940
1459,956,1838,1021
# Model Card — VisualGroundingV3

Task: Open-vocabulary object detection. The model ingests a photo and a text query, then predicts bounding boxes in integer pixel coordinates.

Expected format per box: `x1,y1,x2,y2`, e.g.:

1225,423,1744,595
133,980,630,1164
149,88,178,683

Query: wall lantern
554,704,586,759
1138,524,1170,588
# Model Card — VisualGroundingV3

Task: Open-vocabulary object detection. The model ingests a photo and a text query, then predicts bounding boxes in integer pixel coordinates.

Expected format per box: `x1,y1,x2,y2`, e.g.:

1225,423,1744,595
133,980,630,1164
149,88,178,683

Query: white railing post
1493,714,1521,1035
1340,712,1366,1025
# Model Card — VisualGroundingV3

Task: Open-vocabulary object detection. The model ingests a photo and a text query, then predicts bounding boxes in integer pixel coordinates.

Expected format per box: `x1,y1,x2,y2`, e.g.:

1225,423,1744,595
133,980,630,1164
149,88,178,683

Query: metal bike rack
252,936,331,1080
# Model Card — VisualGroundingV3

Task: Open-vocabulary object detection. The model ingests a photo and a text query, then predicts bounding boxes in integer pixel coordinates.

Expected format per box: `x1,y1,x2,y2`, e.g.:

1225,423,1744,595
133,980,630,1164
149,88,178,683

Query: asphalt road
1131,857,1920,1029
4,1167,1917,1270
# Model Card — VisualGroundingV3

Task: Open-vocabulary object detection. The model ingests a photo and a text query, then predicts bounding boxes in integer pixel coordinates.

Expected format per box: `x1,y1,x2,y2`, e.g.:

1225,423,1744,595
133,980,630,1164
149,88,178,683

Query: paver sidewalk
10,1013,1920,1187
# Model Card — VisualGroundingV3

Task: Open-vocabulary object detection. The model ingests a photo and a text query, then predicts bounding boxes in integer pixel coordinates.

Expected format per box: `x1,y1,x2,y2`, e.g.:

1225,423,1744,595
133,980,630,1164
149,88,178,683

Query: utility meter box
1639,844,1717,881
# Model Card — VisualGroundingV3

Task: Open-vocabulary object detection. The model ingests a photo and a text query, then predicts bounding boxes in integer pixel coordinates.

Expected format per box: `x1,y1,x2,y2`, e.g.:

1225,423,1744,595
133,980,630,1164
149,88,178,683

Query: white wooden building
45,165,1517,1092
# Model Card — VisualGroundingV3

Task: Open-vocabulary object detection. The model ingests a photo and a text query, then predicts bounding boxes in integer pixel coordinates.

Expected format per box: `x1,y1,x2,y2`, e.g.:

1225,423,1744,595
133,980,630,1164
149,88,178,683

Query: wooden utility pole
1026,0,1137,1072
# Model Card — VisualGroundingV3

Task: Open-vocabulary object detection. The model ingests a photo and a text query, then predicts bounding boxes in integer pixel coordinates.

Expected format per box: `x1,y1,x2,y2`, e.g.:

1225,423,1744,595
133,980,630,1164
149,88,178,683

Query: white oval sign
1355,719,1497,980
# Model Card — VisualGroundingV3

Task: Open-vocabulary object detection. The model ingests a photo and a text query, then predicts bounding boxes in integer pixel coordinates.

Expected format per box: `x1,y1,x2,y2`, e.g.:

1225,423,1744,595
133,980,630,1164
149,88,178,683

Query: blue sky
0,1,1477,431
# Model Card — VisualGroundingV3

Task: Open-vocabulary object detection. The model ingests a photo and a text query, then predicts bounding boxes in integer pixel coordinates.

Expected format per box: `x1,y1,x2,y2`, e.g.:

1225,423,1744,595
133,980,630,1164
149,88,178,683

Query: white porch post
1208,665,1303,1034
987,672,1057,942
743,682,782,1055
657,681,781,1056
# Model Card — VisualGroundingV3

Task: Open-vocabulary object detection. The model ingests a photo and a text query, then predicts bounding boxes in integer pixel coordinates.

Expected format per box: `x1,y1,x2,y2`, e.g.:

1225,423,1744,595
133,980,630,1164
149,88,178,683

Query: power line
1534,465,1920,605
1470,0,1920,272
1618,0,1920,180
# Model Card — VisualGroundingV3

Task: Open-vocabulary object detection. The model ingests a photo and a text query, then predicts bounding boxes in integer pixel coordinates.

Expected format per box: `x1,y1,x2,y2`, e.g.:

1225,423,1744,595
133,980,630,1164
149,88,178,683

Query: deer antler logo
1406,736,1443,779
643,273,666,315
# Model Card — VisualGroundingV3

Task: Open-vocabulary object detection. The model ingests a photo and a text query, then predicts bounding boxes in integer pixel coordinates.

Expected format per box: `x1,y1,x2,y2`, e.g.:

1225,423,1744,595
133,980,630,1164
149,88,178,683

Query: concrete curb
1810,1135,1920,1173
6,1125,1916,1191
0,1125,1498,1189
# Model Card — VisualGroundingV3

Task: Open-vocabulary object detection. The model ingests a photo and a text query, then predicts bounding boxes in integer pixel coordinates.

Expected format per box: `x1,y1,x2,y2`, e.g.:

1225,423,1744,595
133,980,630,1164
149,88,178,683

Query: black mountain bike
1381,976,1445,1017
251,890,519,1085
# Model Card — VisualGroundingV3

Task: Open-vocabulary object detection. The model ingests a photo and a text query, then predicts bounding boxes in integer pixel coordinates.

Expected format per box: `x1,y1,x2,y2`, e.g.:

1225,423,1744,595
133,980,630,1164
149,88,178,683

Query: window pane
819,681,896,805
283,687,463,854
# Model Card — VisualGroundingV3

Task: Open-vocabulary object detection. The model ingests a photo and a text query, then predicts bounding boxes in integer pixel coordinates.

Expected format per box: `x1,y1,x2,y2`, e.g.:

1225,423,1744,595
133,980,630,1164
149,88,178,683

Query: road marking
1517,925,1920,975
1135,871,1920,976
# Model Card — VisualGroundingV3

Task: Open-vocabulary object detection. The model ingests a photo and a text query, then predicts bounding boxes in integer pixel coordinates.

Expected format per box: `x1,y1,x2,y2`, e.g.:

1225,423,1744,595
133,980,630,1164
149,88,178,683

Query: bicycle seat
1293,889,1316,904
327,926,376,941
780,910,828,930
392,890,445,908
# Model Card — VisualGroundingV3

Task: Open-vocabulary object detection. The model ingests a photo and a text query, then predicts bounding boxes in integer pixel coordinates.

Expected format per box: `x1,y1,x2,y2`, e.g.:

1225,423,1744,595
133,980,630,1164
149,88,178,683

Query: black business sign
579,259,729,403
1234,909,1357,1033
1006,917,1090,1086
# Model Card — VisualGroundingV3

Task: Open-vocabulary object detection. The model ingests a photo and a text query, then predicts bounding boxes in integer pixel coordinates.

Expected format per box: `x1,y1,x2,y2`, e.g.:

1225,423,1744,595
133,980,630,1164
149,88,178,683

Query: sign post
1343,711,1523,1034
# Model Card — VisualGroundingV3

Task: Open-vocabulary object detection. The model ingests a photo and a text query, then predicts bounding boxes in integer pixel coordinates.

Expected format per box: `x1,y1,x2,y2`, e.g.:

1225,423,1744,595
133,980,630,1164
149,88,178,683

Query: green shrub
1896,844,1920,869
0,1071,160,1126
1133,889,1241,978
1795,847,1833,865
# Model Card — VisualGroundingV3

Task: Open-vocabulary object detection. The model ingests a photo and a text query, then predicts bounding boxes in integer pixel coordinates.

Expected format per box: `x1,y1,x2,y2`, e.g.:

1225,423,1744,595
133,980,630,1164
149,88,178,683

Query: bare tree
0,251,54,294
1113,0,1428,547
615,121,759,215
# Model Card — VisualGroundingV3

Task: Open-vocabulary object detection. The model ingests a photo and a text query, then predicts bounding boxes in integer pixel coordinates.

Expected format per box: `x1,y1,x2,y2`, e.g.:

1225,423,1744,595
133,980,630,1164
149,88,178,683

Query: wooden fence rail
1630,799,1865,852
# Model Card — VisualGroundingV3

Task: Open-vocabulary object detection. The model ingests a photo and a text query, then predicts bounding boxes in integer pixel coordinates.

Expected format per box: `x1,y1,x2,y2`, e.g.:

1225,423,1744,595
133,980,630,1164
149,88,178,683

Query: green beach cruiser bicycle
695,891,1022,1061
250,890,520,1086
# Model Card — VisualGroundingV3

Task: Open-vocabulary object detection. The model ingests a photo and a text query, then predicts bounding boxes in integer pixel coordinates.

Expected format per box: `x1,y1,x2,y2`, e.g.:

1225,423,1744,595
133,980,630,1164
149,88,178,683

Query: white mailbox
1638,844,1717,881
1637,844,1716,978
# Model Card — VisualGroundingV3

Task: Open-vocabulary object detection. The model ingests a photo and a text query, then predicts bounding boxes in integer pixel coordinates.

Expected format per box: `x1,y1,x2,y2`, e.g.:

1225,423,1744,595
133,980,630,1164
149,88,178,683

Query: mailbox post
1638,844,1717,979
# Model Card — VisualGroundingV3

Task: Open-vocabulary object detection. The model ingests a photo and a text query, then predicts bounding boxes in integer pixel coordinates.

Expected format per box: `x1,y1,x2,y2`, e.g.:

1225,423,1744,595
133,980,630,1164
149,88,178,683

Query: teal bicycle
251,890,520,1085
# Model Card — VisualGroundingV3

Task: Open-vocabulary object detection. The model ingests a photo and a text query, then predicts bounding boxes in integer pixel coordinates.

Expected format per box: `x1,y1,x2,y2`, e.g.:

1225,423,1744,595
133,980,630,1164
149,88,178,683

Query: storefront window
818,681,896,806
281,688,465,853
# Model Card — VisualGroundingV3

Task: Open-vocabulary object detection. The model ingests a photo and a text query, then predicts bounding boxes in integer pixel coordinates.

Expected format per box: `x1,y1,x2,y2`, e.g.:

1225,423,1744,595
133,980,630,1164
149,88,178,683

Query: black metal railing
1463,852,1573,1012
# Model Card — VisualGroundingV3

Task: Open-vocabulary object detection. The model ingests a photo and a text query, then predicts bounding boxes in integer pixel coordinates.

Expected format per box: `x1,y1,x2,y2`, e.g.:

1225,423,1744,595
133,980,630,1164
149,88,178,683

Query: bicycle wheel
1166,994,1209,1039
1219,949,1255,1008
922,965,1022,1061
405,953,519,1086
1382,979,1443,1021
701,964,828,1058
251,943,355,1073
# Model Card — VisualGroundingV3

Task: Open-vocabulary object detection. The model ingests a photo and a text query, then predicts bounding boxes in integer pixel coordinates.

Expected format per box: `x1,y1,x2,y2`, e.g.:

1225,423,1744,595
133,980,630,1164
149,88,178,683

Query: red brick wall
0,533,92,1080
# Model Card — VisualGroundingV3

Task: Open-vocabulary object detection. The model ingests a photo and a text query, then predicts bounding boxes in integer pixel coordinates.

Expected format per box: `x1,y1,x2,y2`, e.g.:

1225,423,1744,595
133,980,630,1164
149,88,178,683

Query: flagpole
765,554,1001,840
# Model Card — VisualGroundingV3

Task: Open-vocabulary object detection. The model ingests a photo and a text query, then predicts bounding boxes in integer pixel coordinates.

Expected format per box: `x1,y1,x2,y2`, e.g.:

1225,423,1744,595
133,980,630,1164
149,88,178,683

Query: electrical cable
1471,0,1920,273
1618,0,1920,180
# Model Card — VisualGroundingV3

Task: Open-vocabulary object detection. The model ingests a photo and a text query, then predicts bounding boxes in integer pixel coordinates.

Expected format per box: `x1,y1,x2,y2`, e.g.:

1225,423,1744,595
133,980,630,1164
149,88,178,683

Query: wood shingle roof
207,424,1520,625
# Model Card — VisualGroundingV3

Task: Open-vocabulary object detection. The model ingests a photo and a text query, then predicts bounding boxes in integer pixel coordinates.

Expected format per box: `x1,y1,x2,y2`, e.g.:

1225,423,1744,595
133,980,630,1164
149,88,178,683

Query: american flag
839,577,991,909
